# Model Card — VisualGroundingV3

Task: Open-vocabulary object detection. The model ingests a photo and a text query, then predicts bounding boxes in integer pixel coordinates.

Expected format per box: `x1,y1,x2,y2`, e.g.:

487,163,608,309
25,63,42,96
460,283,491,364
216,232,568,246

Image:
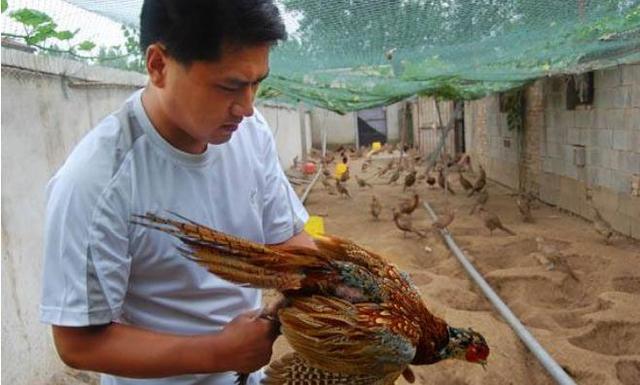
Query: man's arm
52,310,278,378
270,230,317,249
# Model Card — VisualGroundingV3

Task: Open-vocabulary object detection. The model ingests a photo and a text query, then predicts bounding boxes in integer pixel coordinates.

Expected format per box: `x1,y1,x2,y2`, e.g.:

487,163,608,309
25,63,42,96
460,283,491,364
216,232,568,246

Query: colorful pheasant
133,213,490,385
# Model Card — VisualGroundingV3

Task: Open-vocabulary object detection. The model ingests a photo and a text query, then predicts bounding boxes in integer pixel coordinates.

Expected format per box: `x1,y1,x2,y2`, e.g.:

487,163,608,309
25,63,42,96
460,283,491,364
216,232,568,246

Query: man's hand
220,310,279,373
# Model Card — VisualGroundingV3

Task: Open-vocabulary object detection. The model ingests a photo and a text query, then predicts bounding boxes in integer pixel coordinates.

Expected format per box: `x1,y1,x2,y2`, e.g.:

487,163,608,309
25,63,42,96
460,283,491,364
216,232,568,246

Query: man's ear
146,44,169,88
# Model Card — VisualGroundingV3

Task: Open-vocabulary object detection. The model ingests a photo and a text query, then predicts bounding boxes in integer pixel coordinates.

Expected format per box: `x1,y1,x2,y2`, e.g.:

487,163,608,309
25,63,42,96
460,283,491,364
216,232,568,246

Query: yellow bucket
372,141,382,151
335,162,348,178
304,216,325,236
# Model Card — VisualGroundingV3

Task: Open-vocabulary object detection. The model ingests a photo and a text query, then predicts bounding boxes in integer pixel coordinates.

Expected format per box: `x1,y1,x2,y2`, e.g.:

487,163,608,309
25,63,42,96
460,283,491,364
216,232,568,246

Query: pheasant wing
278,295,418,378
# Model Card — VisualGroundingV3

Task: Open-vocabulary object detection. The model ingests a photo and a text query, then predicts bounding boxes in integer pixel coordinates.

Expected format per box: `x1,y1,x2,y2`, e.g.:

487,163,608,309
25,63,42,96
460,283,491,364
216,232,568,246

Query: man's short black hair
140,0,287,64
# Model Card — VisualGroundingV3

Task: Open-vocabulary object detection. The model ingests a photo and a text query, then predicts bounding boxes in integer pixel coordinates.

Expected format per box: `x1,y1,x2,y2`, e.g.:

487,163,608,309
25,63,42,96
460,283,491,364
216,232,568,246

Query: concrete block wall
466,63,640,239
464,94,520,189
540,64,640,238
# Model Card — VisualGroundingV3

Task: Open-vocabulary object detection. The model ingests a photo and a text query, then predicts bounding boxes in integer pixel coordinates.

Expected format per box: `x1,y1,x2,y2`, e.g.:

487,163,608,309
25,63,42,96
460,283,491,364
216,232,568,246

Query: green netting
263,0,640,112
5,1,640,113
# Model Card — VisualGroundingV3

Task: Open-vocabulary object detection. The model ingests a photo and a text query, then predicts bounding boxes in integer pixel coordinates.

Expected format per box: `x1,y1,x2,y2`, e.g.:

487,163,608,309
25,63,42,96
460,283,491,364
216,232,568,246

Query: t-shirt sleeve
256,114,309,244
40,162,132,326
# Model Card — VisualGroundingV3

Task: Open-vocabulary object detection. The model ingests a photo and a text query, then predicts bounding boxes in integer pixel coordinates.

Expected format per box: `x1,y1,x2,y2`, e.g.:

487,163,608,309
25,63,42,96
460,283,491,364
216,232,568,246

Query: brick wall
465,63,640,239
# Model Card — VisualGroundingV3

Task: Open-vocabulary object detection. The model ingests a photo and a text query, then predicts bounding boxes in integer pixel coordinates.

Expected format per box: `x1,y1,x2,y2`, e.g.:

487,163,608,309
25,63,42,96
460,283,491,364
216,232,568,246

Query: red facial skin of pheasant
466,343,490,363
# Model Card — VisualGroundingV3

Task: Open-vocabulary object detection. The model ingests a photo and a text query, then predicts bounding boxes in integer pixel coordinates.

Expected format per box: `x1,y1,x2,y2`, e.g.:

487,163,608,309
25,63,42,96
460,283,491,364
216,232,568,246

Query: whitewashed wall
1,48,147,385
258,102,311,169
1,48,310,385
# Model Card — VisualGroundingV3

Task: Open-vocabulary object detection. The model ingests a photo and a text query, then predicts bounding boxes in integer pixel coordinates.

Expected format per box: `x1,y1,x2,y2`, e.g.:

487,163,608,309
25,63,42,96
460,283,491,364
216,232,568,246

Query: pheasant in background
404,170,417,191
399,193,420,215
335,180,352,199
469,190,489,215
430,209,455,232
392,208,426,238
361,158,372,172
478,207,516,236
356,175,373,189
322,162,332,178
516,193,533,223
133,213,490,385
468,165,486,197
321,177,337,195
370,195,382,220
458,171,473,192
377,159,395,177
426,173,436,188
590,206,614,244
387,168,401,185
437,168,456,195
339,166,350,183
534,237,579,281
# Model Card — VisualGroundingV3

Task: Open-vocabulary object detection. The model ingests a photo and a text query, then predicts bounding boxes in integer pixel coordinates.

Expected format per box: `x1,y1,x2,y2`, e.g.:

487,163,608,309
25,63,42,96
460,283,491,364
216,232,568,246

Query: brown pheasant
430,209,455,232
356,175,373,189
469,189,489,215
399,193,420,215
339,166,350,183
458,171,473,192
387,168,401,185
392,208,426,238
321,177,337,195
377,159,395,177
437,168,456,195
335,180,352,199
426,173,436,188
478,207,515,236
590,206,614,244
370,195,382,220
403,170,417,192
516,193,533,223
468,165,486,197
133,213,490,385
361,158,372,172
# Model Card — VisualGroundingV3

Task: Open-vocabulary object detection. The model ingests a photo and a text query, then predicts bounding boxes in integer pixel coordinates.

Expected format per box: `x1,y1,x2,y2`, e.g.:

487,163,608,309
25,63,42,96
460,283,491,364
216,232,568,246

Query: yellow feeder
334,162,348,179
372,141,382,151
304,216,325,236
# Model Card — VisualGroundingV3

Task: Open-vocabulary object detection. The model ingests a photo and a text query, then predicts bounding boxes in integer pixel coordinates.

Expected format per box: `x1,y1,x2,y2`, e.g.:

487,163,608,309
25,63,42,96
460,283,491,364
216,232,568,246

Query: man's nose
230,87,254,118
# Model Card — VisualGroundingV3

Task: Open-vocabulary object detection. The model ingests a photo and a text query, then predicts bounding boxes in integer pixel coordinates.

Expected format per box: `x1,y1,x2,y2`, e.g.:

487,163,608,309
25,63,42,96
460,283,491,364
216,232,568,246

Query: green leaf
77,40,96,51
2,0,8,13
10,8,52,27
55,29,76,41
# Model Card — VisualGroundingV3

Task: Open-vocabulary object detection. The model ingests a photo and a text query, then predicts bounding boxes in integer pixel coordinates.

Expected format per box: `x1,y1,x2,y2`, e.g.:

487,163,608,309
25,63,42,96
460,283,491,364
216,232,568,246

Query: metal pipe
300,166,323,204
422,200,577,385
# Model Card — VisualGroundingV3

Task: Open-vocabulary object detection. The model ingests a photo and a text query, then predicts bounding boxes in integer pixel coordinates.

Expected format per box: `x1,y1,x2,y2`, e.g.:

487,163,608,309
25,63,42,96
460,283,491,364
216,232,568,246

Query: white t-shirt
40,89,308,385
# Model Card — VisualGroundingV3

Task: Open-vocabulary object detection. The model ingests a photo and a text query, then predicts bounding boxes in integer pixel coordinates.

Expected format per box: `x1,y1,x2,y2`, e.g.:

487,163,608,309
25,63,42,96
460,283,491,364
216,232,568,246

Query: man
40,1,314,384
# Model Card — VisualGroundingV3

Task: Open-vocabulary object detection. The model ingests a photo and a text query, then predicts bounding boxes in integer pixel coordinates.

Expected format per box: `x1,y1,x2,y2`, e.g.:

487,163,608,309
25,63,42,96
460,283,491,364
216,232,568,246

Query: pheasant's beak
480,361,488,371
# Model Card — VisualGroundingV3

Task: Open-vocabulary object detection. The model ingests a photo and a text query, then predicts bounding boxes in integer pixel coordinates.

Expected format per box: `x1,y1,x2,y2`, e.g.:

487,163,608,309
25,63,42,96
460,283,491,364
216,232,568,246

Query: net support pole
298,102,308,162
322,124,328,158
422,200,577,385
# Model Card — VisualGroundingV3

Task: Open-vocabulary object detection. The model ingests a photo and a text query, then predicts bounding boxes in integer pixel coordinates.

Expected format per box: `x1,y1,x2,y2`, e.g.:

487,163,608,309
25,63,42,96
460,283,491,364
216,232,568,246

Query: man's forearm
53,323,232,378
272,230,317,249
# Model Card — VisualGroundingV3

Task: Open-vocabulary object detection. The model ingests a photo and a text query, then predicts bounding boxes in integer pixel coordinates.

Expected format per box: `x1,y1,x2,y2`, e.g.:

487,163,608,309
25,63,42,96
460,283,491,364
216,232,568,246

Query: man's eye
218,85,239,92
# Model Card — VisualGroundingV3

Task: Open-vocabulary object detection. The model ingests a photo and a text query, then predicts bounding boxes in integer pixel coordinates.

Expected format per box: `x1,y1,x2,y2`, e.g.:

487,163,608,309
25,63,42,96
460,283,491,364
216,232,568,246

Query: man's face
153,42,271,150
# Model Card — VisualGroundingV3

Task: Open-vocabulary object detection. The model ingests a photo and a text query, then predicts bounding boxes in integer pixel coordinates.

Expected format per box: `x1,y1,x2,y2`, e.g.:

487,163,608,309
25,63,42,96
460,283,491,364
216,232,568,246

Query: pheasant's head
439,327,489,367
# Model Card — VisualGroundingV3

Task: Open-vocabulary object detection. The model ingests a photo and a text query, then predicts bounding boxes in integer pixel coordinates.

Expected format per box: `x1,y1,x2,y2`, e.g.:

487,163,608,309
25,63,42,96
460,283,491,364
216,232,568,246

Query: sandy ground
273,154,640,385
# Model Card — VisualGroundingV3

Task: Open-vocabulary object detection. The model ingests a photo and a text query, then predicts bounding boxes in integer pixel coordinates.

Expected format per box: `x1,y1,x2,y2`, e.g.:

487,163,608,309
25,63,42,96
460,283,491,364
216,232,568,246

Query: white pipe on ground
422,200,577,385
300,166,323,204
